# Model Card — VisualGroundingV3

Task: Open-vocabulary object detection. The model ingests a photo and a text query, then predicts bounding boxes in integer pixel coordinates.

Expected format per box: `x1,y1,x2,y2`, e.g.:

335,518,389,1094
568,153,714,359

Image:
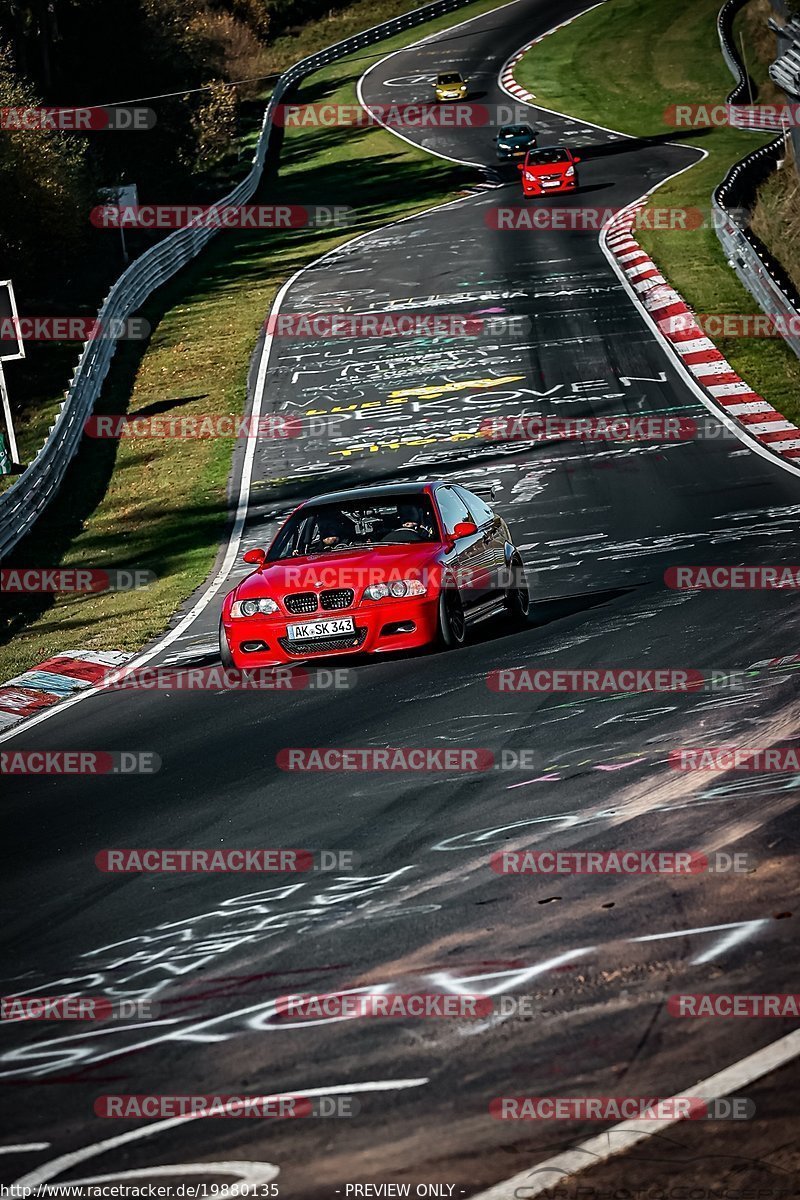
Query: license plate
287,617,355,640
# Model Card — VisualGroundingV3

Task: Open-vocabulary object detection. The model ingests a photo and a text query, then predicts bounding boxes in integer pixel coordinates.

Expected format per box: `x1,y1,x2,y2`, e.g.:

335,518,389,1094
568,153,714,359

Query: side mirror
452,521,478,539
243,548,266,566
573,156,582,163
517,163,525,171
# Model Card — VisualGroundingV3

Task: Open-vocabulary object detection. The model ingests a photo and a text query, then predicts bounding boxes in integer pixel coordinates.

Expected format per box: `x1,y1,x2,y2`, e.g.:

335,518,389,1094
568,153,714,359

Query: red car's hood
235,543,442,597
525,163,569,174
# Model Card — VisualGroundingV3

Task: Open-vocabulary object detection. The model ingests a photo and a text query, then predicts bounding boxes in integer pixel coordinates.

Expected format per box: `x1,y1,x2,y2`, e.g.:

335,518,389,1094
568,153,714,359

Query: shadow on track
571,126,714,160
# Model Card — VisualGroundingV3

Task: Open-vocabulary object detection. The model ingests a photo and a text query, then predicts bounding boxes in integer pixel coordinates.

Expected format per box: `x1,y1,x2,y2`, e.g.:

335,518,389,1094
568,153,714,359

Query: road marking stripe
0,1145,51,1155
468,1030,800,1200
14,1080,428,1189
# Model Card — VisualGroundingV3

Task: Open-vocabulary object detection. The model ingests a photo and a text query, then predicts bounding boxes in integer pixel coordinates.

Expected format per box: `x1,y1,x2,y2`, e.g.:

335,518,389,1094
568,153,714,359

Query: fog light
381,622,416,636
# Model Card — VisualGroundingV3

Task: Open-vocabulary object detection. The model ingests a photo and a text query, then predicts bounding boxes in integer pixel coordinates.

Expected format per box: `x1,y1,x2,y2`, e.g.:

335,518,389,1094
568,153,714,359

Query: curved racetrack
2,0,800,1193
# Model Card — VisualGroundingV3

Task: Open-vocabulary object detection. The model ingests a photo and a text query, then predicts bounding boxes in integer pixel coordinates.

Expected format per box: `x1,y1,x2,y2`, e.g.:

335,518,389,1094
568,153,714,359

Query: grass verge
514,0,800,424
0,0,505,682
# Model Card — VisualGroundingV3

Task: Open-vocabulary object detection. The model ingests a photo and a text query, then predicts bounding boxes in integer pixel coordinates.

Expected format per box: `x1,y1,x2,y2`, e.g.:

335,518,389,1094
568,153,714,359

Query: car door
433,484,491,613
455,485,506,599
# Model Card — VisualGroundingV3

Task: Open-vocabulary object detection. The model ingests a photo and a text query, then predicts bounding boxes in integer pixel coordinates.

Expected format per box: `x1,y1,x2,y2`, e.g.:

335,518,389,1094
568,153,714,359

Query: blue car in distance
495,123,537,160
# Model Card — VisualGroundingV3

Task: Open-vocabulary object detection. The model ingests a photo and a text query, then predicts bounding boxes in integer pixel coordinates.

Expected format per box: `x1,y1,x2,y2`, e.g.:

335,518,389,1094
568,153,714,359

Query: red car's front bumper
522,175,577,196
223,595,440,666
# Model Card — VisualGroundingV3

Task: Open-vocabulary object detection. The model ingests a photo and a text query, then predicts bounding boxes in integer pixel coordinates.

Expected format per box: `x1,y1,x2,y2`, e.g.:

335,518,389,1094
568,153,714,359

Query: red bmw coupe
219,481,529,667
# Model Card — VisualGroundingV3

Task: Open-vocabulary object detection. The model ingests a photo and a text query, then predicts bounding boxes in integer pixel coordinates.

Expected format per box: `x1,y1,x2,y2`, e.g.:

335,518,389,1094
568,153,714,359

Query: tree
0,40,91,294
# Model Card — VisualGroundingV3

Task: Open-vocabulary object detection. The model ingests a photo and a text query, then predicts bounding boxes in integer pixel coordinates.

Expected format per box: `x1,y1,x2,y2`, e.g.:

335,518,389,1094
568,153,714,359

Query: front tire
438,585,467,649
219,620,237,670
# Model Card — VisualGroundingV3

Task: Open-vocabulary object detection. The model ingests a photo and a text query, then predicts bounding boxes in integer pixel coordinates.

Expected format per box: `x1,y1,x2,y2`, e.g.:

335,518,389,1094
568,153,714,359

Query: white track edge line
355,0,525,169
468,1029,800,1200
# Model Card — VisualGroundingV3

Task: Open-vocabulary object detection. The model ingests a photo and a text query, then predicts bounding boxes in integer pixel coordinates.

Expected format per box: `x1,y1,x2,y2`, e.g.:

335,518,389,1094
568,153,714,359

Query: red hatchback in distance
219,482,529,667
518,145,581,196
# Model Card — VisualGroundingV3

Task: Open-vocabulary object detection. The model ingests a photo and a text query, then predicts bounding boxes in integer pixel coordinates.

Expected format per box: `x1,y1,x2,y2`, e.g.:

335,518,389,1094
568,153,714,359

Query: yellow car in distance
434,71,468,101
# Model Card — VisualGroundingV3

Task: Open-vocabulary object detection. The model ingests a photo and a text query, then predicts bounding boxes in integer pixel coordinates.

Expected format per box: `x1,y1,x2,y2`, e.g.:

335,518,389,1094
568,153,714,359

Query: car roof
303,481,448,506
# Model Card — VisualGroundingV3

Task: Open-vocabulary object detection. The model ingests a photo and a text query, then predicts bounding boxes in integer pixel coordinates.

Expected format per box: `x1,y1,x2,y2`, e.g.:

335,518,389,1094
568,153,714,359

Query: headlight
230,597,279,617
565,166,575,177
524,171,536,181
364,580,427,601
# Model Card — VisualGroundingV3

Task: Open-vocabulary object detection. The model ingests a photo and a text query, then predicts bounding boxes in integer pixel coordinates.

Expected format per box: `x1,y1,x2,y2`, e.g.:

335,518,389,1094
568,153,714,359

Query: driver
394,502,433,538
313,510,354,551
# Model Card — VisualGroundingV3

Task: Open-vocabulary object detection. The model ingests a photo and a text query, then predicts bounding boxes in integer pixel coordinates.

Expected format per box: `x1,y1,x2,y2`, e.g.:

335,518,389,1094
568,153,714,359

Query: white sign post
0,279,25,467
98,183,138,264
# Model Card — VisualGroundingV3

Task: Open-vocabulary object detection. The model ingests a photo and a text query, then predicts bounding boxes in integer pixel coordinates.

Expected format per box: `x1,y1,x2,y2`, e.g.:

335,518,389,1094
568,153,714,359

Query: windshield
499,125,532,138
268,495,439,560
437,73,462,84
526,147,570,164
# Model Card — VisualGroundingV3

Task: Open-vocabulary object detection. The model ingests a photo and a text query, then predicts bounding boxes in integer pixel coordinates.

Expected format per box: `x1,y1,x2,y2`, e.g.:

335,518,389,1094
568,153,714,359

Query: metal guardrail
768,9,800,166
717,0,786,125
713,0,800,363
0,0,476,561
769,15,800,97
718,0,757,103
714,140,800,362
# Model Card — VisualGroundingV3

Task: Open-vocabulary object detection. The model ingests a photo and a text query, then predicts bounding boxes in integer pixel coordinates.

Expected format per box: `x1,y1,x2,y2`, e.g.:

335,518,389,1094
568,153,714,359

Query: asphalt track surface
2,0,800,1194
